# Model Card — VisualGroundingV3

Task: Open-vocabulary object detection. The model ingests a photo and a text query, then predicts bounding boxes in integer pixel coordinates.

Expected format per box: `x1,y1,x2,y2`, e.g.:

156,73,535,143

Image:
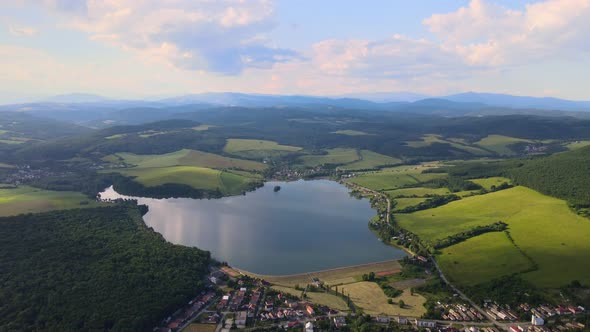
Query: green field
339,150,402,170
105,149,266,171
438,232,533,286
108,166,256,195
397,186,590,287
385,187,451,198
406,134,490,156
475,135,531,155
348,165,446,191
394,197,428,210
469,177,511,190
298,148,360,166
564,140,590,150
105,134,127,140
331,130,371,136
224,139,301,153
0,186,101,216
191,124,216,131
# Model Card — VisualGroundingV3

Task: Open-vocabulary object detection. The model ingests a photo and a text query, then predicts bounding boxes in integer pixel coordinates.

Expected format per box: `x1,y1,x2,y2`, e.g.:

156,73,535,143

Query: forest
0,204,211,331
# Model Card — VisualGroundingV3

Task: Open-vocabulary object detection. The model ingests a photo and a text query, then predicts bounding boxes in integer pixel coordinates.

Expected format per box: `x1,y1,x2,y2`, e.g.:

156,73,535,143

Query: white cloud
29,0,300,75
8,25,38,37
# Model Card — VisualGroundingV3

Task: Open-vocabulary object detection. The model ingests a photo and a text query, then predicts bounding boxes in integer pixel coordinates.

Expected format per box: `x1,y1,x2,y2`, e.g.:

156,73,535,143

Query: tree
368,272,375,281
399,300,405,308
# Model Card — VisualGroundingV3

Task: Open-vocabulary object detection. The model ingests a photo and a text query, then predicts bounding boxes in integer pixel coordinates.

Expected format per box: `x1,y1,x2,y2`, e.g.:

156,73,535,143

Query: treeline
396,194,461,213
422,176,482,192
433,222,508,249
0,205,211,331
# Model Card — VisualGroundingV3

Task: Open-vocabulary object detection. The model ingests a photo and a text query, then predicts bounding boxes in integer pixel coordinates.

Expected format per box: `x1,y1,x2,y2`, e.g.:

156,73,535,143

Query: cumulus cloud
312,0,590,80
31,0,300,75
8,25,38,37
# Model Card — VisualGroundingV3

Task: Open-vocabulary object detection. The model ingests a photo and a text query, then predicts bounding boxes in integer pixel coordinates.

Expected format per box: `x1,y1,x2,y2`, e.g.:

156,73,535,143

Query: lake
99,179,405,275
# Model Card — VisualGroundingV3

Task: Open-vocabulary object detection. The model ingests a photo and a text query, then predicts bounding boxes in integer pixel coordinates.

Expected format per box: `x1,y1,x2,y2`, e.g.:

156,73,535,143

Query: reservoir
99,179,405,275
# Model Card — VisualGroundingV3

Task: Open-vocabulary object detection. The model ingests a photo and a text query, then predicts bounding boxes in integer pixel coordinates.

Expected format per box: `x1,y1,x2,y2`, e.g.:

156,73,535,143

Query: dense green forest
0,204,211,331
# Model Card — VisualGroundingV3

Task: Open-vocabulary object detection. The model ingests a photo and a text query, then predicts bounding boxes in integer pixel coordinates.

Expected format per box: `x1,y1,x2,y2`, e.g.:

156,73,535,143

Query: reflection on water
100,179,405,275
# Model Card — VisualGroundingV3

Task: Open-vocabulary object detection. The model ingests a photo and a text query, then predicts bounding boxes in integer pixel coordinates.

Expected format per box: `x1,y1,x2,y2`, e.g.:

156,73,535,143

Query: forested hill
0,204,211,331
508,146,590,208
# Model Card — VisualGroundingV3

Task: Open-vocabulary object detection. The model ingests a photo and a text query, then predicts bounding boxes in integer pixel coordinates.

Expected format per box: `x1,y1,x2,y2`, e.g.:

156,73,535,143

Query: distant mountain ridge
443,92,590,111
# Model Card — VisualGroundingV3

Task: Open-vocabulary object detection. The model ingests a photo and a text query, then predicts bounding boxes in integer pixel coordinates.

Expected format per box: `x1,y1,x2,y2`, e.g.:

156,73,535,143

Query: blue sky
0,0,589,102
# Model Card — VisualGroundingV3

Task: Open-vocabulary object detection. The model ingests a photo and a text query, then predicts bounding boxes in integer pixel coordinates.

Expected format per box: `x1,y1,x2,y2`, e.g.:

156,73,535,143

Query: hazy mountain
443,92,590,111
41,93,112,104
335,92,430,102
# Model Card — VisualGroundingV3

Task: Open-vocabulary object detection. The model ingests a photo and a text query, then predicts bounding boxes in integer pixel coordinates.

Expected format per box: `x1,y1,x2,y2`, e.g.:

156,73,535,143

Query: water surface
100,180,405,275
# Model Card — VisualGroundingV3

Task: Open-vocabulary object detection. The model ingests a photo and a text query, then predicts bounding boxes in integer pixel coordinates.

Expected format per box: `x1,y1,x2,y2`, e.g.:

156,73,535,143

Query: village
153,261,587,332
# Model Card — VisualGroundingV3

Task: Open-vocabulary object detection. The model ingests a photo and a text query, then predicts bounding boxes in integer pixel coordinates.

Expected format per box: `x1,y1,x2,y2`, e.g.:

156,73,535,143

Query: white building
305,321,314,332
531,314,545,326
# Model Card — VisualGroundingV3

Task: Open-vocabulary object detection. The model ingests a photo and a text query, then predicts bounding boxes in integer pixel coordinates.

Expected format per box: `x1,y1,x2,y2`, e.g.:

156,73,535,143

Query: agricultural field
185,324,216,332
224,139,301,153
438,232,533,286
106,166,258,195
298,148,360,167
105,133,127,140
192,124,216,131
331,130,371,136
468,177,511,190
272,286,349,311
385,187,451,198
474,135,531,155
397,186,590,287
393,198,428,211
405,134,491,156
339,150,402,170
347,165,446,191
345,282,426,317
104,149,266,171
0,186,101,216
564,140,590,150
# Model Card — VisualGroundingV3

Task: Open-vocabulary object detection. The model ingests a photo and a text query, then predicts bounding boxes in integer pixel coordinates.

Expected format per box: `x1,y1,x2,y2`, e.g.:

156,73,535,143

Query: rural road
344,182,391,223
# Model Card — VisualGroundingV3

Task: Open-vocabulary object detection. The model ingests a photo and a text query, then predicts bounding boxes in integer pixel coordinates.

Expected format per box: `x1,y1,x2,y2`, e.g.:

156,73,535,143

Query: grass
385,187,450,198
438,232,533,286
272,286,349,311
469,177,511,190
475,135,532,155
298,148,360,167
405,134,491,156
564,141,590,150
331,130,371,136
397,186,590,287
0,186,101,216
105,134,127,140
192,124,216,131
345,282,426,317
185,324,217,332
107,166,257,195
394,198,429,210
347,165,446,191
224,139,302,153
339,150,402,170
105,149,266,171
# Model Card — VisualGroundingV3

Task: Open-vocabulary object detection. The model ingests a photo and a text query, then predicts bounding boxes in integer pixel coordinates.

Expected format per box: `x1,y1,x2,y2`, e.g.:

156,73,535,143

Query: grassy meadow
298,148,360,167
331,130,371,136
474,135,531,155
107,166,257,195
105,149,266,171
469,176,511,190
339,150,402,170
347,165,446,191
405,134,491,156
397,186,590,287
0,186,101,216
393,198,429,210
345,282,426,317
224,139,301,153
385,187,451,198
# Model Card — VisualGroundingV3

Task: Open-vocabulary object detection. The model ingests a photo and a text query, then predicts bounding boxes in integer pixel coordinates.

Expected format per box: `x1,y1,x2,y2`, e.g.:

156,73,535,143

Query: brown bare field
185,323,217,332
221,266,240,278
345,282,426,317
238,260,402,287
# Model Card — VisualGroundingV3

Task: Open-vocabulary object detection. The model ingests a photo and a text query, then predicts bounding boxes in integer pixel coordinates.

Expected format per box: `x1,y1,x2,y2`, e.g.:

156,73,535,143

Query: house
305,322,314,332
235,311,247,327
531,315,544,326
376,316,390,324
285,299,298,308
306,305,315,316
209,276,218,284
415,319,436,328
264,300,274,311
395,316,408,325
333,316,347,327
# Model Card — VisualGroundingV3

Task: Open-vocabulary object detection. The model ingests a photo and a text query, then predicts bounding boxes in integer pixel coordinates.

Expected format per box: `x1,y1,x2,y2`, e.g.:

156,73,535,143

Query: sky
1,0,590,102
